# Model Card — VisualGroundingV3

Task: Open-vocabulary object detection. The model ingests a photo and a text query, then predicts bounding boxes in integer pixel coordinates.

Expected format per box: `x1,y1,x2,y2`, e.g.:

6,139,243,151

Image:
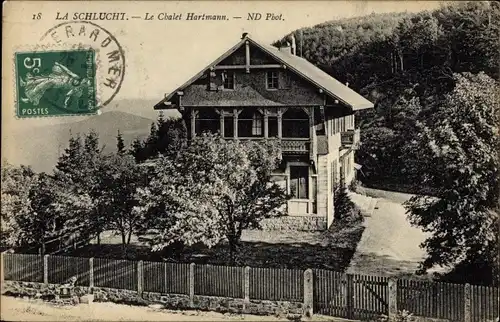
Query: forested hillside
278,1,500,285
277,1,499,186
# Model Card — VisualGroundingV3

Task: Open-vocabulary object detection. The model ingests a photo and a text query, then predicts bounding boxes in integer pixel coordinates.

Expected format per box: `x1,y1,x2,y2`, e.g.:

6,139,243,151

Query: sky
2,1,446,128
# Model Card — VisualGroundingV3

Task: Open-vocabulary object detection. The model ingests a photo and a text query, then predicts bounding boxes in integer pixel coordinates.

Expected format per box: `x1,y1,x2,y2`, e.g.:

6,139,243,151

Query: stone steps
348,191,378,218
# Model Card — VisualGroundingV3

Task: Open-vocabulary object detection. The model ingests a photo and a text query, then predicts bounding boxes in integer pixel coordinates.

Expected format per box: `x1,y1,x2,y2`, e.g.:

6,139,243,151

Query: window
347,115,354,129
222,71,234,89
282,108,309,138
195,108,219,135
331,161,335,192
224,116,234,137
238,109,263,137
266,71,279,89
290,166,309,199
252,113,263,136
311,176,317,214
268,116,278,137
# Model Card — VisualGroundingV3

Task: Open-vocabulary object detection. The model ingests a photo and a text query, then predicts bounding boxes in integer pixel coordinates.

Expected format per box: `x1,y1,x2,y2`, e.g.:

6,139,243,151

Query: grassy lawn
64,217,364,272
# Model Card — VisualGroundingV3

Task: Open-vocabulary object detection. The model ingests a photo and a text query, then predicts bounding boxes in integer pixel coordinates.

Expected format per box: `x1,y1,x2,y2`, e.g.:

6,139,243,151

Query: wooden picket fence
1,253,499,322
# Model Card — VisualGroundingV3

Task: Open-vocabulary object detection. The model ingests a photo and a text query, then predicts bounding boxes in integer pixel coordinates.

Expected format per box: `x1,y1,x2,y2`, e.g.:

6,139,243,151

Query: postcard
2,1,498,321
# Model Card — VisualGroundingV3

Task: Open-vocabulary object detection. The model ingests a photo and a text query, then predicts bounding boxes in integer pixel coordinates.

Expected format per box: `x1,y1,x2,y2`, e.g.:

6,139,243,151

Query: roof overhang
154,35,374,111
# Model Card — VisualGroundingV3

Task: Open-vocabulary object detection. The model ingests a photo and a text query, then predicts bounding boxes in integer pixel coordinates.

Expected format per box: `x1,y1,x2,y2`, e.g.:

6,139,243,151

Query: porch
188,106,316,155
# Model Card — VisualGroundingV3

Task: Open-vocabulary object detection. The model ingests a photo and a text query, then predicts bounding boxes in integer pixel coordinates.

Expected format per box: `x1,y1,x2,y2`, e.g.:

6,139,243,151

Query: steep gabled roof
154,34,373,111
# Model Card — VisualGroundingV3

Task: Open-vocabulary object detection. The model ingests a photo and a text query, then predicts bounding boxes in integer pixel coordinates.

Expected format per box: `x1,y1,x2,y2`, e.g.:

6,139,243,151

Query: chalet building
154,33,373,230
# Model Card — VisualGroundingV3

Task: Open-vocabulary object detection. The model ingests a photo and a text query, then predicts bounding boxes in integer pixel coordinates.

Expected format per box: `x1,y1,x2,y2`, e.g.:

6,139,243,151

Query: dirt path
0,296,354,322
346,189,431,279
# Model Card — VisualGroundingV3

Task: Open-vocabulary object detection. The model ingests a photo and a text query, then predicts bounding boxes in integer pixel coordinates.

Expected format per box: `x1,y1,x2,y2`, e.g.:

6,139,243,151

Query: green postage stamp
15,49,97,118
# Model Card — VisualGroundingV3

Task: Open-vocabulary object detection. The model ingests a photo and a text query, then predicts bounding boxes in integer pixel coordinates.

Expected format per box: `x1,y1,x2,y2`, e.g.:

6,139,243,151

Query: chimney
346,82,349,87
279,41,292,55
241,32,248,39
289,34,296,55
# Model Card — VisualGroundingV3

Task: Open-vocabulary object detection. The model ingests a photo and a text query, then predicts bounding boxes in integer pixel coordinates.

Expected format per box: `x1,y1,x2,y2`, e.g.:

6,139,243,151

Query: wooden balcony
228,137,310,154
281,138,310,154
341,128,361,150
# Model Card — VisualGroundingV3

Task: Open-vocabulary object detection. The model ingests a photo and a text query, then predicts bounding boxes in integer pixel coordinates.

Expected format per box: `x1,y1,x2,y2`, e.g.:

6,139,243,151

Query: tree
116,130,125,155
357,126,399,181
404,72,499,285
0,165,70,255
136,133,289,263
54,131,108,244
26,173,65,254
154,117,187,158
129,116,187,162
99,152,148,256
1,163,37,248
130,137,145,162
278,2,500,189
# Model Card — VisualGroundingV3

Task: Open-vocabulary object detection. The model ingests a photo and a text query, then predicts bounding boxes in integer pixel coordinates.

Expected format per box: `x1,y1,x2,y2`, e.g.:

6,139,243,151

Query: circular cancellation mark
40,21,126,110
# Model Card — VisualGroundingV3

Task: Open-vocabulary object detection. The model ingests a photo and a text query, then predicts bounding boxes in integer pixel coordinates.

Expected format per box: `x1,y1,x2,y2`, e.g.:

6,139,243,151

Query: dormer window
266,71,279,89
222,71,235,89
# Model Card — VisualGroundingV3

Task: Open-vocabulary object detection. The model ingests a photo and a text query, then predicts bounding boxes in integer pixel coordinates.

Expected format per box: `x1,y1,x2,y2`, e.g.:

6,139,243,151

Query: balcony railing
228,137,310,154
281,138,310,154
340,128,361,149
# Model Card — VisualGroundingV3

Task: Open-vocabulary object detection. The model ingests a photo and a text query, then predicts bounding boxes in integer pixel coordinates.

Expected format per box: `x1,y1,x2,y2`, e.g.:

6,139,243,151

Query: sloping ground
357,187,416,204
348,192,378,218
346,189,432,279
0,296,356,322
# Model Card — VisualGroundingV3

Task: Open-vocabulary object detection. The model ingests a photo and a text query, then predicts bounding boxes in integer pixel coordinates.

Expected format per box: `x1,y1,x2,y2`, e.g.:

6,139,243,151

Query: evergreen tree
129,116,187,162
116,130,125,155
130,137,145,162
54,134,84,183
54,131,108,244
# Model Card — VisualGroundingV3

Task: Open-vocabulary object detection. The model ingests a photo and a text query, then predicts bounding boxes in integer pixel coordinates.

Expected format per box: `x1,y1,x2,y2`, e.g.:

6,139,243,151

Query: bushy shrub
334,183,357,221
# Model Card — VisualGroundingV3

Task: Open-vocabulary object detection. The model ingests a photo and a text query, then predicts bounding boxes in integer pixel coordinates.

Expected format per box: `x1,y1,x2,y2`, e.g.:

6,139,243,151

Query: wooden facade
155,33,373,229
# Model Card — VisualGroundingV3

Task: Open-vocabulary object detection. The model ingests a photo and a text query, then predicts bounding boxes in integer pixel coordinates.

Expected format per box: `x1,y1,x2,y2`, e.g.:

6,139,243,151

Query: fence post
243,266,250,310
346,274,354,320
137,260,143,295
189,263,195,307
0,252,5,290
89,258,94,288
388,278,398,320
464,283,471,322
43,255,49,285
303,269,314,317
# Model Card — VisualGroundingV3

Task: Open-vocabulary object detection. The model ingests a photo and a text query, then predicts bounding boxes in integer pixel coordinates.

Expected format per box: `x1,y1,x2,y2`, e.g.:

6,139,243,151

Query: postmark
14,21,126,118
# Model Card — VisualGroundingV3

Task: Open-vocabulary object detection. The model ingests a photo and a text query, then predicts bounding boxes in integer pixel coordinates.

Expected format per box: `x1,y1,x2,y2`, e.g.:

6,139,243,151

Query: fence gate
314,270,389,320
